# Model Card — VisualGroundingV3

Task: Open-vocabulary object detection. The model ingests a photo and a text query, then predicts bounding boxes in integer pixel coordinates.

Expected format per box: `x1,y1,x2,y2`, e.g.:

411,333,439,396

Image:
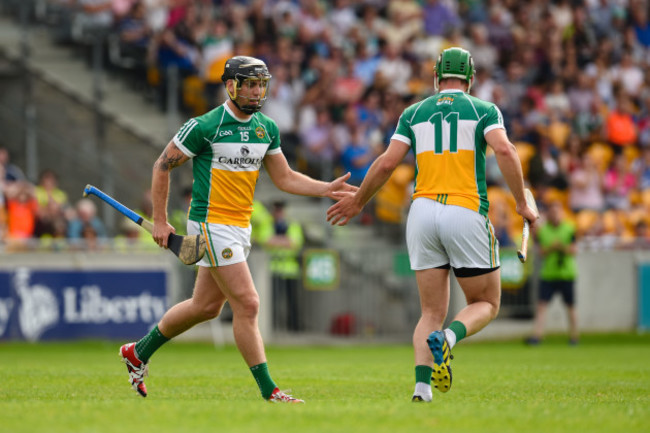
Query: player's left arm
263,152,358,199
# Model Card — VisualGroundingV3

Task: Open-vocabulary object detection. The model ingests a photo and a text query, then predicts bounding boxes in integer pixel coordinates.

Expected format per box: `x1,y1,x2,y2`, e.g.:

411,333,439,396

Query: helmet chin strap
232,98,259,114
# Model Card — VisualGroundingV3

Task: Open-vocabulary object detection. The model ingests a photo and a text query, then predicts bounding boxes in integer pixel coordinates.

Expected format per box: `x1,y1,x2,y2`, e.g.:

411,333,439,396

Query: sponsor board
0,268,167,341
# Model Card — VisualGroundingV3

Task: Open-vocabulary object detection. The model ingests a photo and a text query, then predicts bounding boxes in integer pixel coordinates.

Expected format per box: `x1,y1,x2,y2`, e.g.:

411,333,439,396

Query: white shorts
188,220,252,267
406,197,499,271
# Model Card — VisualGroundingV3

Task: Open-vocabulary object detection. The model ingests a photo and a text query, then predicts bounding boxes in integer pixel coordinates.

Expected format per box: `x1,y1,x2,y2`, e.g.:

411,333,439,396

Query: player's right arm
327,138,410,226
485,128,538,225
151,140,190,248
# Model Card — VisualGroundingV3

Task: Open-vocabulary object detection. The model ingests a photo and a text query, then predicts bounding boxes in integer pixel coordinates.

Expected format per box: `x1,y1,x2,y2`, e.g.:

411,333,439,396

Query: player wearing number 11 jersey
327,47,538,401
393,81,504,217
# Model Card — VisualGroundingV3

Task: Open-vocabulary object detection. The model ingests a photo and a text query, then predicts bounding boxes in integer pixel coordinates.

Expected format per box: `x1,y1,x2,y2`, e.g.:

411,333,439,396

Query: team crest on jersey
222,248,233,259
437,96,454,105
255,126,265,139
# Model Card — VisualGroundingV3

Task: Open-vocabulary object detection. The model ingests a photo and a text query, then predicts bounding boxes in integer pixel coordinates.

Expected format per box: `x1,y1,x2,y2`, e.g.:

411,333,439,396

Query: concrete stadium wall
449,250,649,339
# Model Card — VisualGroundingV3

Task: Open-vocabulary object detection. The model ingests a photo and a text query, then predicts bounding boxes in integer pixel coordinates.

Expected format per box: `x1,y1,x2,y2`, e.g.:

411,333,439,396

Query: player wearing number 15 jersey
173,102,282,228
118,56,357,403
327,47,538,401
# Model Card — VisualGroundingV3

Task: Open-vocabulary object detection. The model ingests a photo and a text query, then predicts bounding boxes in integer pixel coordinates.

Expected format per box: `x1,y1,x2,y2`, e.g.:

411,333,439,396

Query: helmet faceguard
435,47,475,93
221,56,272,114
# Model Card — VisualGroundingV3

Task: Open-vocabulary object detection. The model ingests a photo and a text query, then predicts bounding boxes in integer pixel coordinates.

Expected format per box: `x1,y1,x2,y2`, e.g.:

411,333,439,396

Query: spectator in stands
73,0,114,43
472,67,497,103
67,198,107,241
227,4,254,50
609,51,644,97
375,42,413,96
17,0,650,254
200,18,234,108
357,89,384,133
340,123,376,187
272,1,301,41
605,94,638,152
80,221,102,251
328,0,357,36
527,200,579,346
603,152,637,210
568,152,605,213
633,146,650,190
262,64,303,163
528,133,568,192
422,0,458,37
299,104,336,179
638,92,650,147
4,181,38,243
631,3,650,48
112,0,139,23
588,0,616,39
568,71,595,116
383,0,423,47
574,94,606,141
332,104,361,162
466,23,498,71
0,147,25,183
544,79,571,121
156,20,201,110
143,0,169,34
34,169,69,238
115,0,152,79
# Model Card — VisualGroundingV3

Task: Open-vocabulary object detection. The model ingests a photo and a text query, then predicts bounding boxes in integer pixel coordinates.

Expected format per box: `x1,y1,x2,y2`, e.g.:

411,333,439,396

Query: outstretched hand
324,172,358,200
326,190,362,226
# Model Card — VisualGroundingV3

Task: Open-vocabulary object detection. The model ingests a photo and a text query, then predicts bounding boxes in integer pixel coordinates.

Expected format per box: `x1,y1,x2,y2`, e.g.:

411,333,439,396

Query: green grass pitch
1,333,649,433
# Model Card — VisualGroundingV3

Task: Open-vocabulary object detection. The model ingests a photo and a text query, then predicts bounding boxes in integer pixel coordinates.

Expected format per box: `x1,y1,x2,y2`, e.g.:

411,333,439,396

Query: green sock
415,365,432,385
250,363,277,399
448,320,467,343
134,325,169,363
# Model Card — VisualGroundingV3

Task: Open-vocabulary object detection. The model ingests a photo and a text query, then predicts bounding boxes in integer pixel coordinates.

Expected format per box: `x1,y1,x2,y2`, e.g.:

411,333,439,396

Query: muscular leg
413,268,450,366
208,262,266,367
158,266,227,338
452,269,501,337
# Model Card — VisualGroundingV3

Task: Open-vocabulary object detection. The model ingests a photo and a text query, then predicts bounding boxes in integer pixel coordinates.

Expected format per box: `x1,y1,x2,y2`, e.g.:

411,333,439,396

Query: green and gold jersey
392,89,505,216
173,102,282,227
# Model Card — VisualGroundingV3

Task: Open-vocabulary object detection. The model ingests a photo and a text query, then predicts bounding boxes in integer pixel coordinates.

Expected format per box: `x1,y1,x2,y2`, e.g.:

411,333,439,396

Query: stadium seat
586,141,614,173
514,141,536,178
624,145,640,168
575,209,600,236
546,118,571,149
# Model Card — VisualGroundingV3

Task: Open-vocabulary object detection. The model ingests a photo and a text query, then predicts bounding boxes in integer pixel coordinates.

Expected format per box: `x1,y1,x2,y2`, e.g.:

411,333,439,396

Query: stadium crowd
3,0,650,250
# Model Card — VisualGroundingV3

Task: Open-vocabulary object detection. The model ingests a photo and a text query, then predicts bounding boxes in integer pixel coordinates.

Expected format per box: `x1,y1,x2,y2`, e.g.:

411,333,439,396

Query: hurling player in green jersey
119,56,357,403
328,48,538,400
